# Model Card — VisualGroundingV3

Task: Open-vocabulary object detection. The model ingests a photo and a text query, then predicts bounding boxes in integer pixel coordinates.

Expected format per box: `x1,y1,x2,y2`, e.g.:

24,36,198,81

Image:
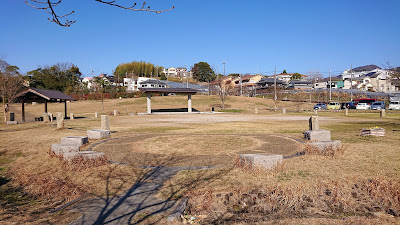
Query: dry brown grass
0,95,400,223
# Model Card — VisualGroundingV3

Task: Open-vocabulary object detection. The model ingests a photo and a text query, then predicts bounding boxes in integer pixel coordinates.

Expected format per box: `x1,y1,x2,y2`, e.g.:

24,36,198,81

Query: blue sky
1,0,399,77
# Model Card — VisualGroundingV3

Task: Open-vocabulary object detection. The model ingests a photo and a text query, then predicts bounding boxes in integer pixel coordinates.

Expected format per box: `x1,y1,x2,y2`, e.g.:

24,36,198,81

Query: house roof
14,88,76,102
257,78,284,84
352,65,381,72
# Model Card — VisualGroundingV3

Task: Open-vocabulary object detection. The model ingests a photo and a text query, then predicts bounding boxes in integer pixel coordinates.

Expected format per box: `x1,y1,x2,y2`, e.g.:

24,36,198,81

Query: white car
356,103,370,110
389,101,400,110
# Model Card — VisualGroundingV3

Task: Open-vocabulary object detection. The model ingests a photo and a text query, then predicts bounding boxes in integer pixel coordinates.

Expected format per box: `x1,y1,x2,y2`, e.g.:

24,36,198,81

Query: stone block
113,110,119,116
43,113,50,123
51,143,80,155
309,115,319,130
87,129,111,139
345,108,348,116
282,108,286,114
6,121,18,125
304,130,331,142
61,136,89,147
95,112,99,118
308,141,342,152
70,113,75,120
56,113,64,129
101,115,110,130
63,151,105,161
48,112,54,122
380,109,385,117
238,154,283,171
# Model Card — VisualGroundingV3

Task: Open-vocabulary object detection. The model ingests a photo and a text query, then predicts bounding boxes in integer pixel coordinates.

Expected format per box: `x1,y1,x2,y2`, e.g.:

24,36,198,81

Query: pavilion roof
14,88,76,102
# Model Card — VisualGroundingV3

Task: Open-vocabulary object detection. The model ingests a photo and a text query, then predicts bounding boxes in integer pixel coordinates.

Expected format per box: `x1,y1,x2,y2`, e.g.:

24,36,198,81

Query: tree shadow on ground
70,153,232,224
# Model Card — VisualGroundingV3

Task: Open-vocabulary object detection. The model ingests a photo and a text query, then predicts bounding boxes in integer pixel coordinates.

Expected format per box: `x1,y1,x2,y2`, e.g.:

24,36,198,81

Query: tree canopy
114,61,163,79
192,62,216,82
282,69,287,74
26,63,81,92
290,73,302,80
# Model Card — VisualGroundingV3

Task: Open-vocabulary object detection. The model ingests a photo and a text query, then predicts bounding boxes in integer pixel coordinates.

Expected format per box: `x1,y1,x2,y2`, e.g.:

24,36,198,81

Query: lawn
0,95,399,224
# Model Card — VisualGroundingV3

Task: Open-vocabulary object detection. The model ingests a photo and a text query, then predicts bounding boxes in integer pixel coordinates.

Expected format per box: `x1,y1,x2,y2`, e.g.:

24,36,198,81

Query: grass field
0,95,399,224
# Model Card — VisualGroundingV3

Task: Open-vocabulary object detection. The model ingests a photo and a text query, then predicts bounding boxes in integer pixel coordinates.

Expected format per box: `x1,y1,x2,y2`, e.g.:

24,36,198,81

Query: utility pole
329,69,332,101
274,66,277,111
350,65,353,102
240,74,243,96
185,65,188,88
223,61,226,76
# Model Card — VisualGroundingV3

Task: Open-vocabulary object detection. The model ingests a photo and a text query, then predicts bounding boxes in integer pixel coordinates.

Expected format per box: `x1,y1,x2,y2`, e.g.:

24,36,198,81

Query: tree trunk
3,96,6,123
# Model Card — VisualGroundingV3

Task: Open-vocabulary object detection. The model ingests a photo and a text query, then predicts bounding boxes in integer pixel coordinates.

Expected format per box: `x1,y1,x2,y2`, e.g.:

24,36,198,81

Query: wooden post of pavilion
45,100,48,113
22,100,25,122
64,101,67,119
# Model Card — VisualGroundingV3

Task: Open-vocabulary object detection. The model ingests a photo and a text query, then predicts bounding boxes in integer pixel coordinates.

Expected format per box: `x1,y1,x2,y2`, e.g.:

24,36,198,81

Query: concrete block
380,109,385,117
309,115,319,130
113,110,119,116
309,141,342,152
51,143,80,155
101,115,110,130
238,154,283,171
56,113,64,129
43,113,50,123
6,121,18,125
95,112,99,118
87,129,111,139
61,136,89,147
304,130,331,142
282,108,286,114
63,151,105,161
70,113,75,120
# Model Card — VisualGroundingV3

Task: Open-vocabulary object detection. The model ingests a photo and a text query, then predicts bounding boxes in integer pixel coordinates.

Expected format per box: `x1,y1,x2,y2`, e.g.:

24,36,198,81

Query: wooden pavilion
14,88,76,122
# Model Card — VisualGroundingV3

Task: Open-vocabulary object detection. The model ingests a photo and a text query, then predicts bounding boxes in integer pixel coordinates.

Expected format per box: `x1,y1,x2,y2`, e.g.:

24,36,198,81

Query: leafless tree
0,61,24,123
25,0,175,27
217,79,231,109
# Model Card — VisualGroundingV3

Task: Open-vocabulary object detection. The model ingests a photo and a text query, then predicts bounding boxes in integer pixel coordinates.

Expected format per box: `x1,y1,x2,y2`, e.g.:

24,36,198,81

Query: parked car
347,102,357,109
389,100,400,110
370,102,386,110
327,102,340,110
356,102,370,110
313,103,327,110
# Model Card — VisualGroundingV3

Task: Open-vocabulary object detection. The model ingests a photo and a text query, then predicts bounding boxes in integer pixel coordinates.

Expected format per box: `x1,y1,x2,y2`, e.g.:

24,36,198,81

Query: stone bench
63,151,106,161
238,154,283,171
86,130,111,139
61,136,89,147
51,143,80,155
304,130,331,142
308,140,342,153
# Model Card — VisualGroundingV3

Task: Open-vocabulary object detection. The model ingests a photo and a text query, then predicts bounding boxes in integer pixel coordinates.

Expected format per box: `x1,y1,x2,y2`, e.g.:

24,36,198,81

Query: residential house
286,80,313,90
274,73,308,84
138,79,167,89
82,77,95,90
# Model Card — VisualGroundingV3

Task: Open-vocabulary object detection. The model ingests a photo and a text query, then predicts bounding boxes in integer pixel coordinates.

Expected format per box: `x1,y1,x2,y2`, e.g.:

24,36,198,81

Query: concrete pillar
56,113,64,129
188,94,192,113
49,112,54,122
255,106,258,114
101,115,110,130
147,93,152,114
380,109,385,117
282,108,286,114
113,110,118,116
345,108,348,116
314,109,318,115
43,113,50,123
70,113,74,120
309,115,319,131
95,112,99,118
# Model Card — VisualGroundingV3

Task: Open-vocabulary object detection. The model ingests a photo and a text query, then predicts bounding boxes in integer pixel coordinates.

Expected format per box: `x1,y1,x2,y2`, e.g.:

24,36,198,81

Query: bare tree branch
25,0,75,27
25,0,174,27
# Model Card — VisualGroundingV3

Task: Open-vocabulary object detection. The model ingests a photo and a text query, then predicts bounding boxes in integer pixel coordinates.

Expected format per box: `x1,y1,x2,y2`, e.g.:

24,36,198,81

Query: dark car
347,102,357,109
313,103,327,110
370,102,386,110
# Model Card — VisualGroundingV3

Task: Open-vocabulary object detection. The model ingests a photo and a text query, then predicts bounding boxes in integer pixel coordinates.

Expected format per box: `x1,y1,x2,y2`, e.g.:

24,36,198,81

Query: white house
123,77,166,92
82,77,95,90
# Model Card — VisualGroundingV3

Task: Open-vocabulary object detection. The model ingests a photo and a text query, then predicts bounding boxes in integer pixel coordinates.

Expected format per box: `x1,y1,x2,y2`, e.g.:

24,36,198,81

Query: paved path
69,166,213,225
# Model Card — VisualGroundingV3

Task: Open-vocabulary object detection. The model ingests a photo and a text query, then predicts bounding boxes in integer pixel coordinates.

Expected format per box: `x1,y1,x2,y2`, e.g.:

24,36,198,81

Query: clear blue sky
1,0,399,77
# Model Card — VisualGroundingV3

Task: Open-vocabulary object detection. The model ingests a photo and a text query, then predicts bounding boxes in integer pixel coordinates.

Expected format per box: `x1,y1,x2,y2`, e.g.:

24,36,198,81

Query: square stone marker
309,140,342,152
238,154,283,170
51,143,80,155
87,130,111,139
304,130,331,142
61,136,89,147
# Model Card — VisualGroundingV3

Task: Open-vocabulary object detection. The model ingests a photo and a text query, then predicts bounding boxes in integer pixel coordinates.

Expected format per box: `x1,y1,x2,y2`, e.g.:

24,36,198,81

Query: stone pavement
69,166,213,225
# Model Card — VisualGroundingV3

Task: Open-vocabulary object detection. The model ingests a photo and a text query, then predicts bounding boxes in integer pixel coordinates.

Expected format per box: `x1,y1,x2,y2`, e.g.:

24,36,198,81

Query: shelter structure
139,88,198,114
14,88,75,122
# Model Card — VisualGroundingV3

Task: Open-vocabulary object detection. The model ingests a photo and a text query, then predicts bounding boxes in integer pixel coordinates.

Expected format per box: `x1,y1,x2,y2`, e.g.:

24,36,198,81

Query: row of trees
114,61,164,80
